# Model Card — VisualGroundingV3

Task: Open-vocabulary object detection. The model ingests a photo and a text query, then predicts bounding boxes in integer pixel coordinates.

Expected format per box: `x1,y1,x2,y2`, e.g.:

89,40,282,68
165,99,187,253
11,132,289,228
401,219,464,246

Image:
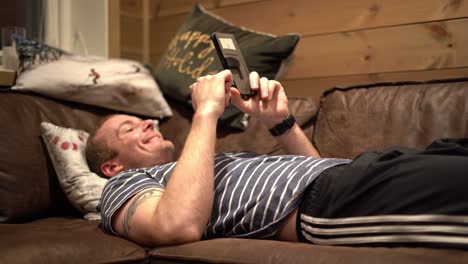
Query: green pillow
155,4,300,130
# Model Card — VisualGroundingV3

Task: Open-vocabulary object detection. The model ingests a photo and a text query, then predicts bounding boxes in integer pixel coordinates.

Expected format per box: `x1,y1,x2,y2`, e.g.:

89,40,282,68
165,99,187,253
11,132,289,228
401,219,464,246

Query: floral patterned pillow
12,39,172,119
41,122,105,220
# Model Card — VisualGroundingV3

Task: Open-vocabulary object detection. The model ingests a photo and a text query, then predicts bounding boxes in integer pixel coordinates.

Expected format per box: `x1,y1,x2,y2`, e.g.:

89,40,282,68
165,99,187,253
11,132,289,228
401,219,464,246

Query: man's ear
101,159,125,178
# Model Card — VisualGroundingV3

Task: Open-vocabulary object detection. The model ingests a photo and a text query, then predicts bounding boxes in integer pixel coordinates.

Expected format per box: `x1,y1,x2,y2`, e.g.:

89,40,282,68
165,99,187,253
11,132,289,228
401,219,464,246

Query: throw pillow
41,122,105,220
155,3,300,130
12,38,173,119
41,120,160,220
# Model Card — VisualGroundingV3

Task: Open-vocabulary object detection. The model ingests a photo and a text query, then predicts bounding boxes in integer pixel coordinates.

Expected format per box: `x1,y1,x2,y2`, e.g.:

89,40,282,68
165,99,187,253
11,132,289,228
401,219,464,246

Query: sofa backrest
313,79,468,159
0,91,318,223
0,92,113,223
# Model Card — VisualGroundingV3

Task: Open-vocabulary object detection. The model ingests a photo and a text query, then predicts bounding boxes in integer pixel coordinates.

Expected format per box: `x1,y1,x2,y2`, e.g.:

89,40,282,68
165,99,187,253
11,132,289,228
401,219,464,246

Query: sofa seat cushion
149,238,468,264
313,79,468,159
0,217,147,264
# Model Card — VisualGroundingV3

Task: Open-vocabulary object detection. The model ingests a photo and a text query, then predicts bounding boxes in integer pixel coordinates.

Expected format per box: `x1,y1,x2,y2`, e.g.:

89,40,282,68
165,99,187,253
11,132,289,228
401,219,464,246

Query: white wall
45,0,108,57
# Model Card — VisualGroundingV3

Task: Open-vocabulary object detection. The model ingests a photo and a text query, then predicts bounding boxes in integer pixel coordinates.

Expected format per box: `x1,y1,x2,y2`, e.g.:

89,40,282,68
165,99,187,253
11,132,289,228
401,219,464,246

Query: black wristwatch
269,114,296,137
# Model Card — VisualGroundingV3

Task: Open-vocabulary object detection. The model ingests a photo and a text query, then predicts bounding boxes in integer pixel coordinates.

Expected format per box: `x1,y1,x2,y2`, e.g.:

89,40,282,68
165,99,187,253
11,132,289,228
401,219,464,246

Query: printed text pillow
155,4,300,129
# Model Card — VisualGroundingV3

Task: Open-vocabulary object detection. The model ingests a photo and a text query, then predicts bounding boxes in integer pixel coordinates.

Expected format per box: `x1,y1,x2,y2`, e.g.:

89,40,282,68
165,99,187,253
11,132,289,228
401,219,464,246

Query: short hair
86,115,118,177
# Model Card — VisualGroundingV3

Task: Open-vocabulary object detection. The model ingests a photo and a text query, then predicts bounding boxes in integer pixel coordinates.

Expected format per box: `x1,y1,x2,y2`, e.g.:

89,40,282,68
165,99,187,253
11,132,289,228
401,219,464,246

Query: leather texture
0,218,147,264
149,238,467,264
314,80,468,159
1,79,468,263
0,91,113,223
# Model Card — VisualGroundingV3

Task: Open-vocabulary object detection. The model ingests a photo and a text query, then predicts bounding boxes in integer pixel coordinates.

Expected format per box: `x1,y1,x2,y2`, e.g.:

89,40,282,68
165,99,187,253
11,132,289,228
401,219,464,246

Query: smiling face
94,114,175,177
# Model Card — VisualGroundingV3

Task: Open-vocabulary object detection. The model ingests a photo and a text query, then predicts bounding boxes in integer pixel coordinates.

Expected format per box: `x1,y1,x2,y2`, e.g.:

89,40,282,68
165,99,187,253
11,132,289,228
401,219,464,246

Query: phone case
211,32,257,99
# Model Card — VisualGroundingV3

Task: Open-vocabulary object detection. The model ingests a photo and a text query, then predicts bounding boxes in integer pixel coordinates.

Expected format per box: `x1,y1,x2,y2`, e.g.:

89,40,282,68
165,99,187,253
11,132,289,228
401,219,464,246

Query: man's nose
141,120,154,131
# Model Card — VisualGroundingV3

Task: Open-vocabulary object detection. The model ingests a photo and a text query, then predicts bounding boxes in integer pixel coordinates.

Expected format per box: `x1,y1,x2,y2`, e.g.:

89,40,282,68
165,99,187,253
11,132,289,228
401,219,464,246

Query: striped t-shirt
100,152,351,239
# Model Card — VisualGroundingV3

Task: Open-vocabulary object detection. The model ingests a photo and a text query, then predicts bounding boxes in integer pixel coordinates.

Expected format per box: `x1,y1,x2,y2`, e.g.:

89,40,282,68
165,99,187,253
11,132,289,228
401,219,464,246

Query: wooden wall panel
150,0,468,40
158,0,217,17
150,14,186,55
113,0,468,101
209,0,468,36
121,15,143,55
286,19,468,79
148,0,468,57
108,0,121,58
157,0,264,17
120,0,142,18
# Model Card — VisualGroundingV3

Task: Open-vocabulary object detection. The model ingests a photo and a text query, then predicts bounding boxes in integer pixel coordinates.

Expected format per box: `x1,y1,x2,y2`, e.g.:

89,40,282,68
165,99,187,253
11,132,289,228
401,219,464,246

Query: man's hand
189,70,233,119
230,71,290,128
231,71,320,157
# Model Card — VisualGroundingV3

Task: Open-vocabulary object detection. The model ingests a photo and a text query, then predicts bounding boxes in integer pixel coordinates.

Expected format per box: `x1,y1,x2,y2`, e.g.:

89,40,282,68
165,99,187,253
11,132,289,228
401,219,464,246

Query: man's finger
260,77,269,100
217,69,233,82
216,69,233,92
268,80,281,100
189,83,196,92
249,71,260,90
230,88,251,112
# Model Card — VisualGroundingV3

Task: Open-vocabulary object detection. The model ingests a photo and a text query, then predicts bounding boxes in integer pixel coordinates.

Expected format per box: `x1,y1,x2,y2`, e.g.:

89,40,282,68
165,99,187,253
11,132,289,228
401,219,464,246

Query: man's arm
112,70,233,246
231,71,320,158
271,123,320,158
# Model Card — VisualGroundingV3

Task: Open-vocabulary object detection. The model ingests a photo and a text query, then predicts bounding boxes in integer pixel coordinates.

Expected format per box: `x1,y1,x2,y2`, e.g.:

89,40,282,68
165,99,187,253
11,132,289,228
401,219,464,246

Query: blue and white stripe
100,152,351,238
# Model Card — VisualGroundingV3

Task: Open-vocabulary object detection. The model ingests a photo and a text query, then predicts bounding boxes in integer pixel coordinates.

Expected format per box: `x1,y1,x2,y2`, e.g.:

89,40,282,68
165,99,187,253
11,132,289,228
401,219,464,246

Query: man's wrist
264,111,291,129
193,108,221,123
268,114,296,137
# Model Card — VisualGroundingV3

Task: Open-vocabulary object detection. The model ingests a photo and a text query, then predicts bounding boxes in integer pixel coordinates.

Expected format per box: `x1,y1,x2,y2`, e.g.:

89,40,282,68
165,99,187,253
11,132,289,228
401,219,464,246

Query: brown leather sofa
1,78,467,263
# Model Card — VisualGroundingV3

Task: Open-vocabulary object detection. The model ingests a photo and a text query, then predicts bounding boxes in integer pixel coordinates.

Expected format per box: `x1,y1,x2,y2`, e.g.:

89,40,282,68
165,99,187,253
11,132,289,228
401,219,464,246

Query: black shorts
297,138,468,248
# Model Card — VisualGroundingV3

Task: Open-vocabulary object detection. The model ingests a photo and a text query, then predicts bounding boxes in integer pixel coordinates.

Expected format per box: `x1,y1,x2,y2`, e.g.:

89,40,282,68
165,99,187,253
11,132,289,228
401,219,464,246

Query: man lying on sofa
86,70,468,248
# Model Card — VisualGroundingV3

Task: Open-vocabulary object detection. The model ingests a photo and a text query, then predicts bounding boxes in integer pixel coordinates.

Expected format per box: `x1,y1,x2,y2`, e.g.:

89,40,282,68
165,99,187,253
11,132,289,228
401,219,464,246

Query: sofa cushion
41,122,106,221
0,218,147,264
13,38,172,119
313,79,468,159
149,238,468,264
0,91,114,222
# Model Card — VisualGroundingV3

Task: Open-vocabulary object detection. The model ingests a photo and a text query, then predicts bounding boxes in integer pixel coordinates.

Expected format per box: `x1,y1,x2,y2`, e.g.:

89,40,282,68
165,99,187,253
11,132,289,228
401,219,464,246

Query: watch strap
269,114,296,137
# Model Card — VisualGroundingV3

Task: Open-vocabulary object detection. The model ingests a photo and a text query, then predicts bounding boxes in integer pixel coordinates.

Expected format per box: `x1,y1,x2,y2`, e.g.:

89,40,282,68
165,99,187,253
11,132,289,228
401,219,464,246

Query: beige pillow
13,38,172,119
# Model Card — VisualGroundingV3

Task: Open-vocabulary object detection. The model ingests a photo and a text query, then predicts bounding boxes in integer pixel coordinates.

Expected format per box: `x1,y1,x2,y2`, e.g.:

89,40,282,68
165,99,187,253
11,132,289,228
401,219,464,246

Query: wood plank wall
114,0,468,103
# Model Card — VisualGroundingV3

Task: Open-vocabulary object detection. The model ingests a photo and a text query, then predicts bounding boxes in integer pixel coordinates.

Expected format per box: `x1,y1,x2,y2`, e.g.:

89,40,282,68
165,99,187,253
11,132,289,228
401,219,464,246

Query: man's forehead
98,115,142,136
106,115,141,127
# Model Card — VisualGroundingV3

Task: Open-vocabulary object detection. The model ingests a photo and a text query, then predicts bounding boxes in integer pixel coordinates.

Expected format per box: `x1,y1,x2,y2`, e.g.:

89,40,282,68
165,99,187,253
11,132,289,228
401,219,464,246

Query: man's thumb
230,88,249,111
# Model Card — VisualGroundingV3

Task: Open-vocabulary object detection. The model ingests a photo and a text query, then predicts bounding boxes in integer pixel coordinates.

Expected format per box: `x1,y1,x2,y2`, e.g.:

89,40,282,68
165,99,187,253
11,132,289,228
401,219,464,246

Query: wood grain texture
156,0,264,17
121,15,143,56
151,0,468,34
210,0,468,36
147,0,468,56
108,0,121,58
157,0,217,17
120,0,143,18
286,18,468,79
113,0,468,98
142,0,151,63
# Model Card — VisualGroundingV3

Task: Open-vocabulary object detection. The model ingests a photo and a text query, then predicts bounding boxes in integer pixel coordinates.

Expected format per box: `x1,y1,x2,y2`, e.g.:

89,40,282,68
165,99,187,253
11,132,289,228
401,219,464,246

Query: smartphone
211,32,257,100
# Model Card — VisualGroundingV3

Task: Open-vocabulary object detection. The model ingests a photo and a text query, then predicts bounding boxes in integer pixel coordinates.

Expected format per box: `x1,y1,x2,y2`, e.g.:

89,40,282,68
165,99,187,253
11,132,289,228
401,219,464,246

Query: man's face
95,114,175,174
